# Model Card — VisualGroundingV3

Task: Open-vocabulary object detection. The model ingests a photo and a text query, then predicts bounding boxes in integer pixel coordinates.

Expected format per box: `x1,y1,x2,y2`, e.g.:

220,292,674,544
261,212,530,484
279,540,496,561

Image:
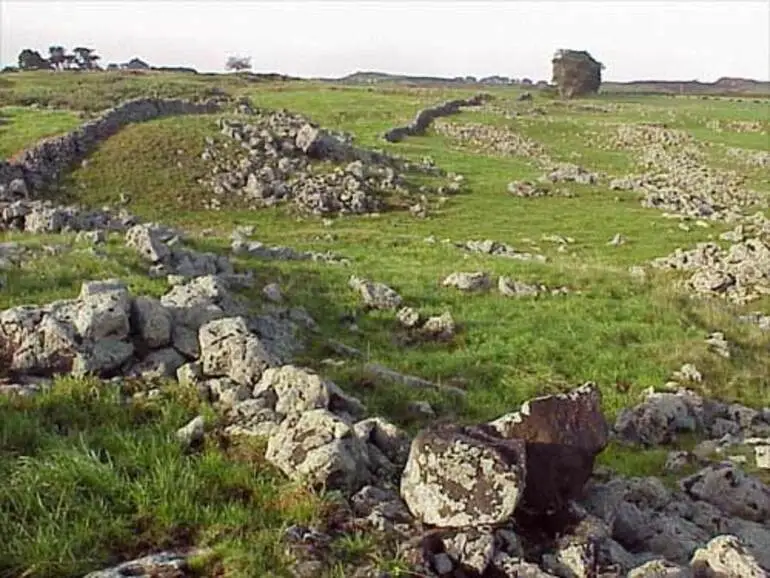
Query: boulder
400,423,526,527
487,383,609,519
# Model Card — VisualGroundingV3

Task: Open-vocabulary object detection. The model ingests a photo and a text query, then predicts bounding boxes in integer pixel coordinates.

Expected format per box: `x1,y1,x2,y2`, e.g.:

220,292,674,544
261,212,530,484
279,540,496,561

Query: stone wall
0,97,221,200
383,93,492,143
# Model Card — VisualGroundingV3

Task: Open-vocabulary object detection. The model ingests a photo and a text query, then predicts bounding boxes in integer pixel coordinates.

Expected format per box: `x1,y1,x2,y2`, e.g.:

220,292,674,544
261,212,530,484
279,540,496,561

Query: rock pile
434,120,547,159
433,121,600,192
201,114,447,215
605,123,763,221
383,93,493,142
651,215,770,303
727,146,770,168
0,98,221,199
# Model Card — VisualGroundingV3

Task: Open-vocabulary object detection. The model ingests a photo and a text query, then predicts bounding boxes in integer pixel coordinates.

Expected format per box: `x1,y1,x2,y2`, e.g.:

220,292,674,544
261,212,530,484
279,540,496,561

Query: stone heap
200,114,455,215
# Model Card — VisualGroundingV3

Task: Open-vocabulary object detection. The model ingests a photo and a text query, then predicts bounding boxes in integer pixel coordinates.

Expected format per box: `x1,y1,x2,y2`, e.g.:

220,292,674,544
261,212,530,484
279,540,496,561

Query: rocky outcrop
551,49,603,99
0,98,221,199
383,93,493,142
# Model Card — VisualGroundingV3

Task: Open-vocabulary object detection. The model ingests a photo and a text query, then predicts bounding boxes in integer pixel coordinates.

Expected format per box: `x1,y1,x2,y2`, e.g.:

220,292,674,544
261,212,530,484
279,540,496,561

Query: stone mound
200,112,449,215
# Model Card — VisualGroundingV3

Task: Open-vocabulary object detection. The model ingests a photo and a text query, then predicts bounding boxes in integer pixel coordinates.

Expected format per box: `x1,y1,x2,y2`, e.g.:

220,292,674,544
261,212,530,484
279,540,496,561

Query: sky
1,1,769,82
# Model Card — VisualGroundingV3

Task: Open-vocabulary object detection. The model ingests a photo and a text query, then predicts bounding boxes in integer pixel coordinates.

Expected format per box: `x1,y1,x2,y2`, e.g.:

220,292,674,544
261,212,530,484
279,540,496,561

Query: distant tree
48,45,67,70
225,55,252,72
73,46,101,70
64,53,77,69
106,62,119,70
17,49,50,71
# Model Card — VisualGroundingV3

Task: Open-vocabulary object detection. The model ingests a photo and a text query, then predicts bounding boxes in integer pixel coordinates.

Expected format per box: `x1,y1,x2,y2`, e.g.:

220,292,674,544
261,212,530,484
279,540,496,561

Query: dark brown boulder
485,383,609,523
551,49,603,99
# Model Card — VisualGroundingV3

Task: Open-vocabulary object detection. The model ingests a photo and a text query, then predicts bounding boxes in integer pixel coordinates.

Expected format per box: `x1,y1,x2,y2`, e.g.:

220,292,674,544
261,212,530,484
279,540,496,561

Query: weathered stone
680,463,770,523
690,535,764,577
442,271,491,292
130,296,172,349
488,383,608,518
265,409,371,494
400,423,526,527
198,316,278,387
348,275,403,310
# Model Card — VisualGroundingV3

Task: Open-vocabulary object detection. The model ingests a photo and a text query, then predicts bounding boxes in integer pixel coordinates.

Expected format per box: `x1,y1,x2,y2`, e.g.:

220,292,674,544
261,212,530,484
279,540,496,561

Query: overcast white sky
1,1,768,81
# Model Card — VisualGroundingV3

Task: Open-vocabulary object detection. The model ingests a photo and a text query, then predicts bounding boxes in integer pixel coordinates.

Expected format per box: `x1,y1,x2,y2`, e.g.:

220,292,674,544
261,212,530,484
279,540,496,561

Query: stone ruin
551,49,603,99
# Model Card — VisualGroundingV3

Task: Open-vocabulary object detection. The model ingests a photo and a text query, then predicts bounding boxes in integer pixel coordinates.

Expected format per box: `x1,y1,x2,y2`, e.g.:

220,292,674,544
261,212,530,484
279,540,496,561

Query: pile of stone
454,238,548,263
605,124,763,221
382,93,493,143
651,217,770,303
433,120,547,159
726,146,770,168
0,97,221,199
707,119,767,134
201,115,446,215
542,162,600,184
507,180,569,198
231,229,350,266
0,199,137,234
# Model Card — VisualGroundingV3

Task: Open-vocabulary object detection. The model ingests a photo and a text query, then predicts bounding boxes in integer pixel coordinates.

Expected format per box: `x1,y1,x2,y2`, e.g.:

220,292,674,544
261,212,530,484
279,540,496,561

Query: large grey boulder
400,423,526,527
680,463,770,523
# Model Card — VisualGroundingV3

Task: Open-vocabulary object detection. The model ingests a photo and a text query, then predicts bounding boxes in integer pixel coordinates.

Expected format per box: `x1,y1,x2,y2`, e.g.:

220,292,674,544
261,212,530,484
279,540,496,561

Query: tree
17,49,50,71
48,45,67,70
73,46,101,70
225,55,252,72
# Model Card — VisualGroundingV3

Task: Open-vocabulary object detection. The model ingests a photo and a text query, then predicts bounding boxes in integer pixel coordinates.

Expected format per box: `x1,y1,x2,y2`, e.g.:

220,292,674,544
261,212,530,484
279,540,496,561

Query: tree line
17,46,103,71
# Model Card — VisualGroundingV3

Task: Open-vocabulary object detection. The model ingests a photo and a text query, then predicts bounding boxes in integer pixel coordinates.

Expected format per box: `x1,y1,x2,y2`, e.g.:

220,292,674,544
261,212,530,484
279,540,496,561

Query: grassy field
1,70,770,576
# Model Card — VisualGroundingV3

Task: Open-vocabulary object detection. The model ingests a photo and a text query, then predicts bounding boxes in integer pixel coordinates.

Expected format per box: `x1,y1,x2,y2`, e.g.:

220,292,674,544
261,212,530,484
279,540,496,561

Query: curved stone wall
0,97,221,200
383,93,493,143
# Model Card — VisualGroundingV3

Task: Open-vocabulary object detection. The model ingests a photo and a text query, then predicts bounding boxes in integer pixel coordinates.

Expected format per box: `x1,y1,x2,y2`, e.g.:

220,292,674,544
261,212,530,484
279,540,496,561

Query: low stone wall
383,93,493,143
0,97,221,200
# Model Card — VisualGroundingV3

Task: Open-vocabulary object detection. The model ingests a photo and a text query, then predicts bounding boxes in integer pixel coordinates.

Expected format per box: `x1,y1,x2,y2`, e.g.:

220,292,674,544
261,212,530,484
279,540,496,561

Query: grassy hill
1,69,770,577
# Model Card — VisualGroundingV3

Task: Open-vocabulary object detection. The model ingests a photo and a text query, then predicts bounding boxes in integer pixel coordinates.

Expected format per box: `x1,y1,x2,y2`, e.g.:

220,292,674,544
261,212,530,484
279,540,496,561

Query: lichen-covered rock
442,271,491,292
690,535,764,577
130,296,172,349
400,423,526,527
265,408,371,494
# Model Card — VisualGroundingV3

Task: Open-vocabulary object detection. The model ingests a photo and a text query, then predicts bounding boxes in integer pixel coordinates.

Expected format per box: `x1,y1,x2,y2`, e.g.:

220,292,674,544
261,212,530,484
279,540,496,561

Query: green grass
0,106,81,158
2,77,770,576
0,377,327,578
